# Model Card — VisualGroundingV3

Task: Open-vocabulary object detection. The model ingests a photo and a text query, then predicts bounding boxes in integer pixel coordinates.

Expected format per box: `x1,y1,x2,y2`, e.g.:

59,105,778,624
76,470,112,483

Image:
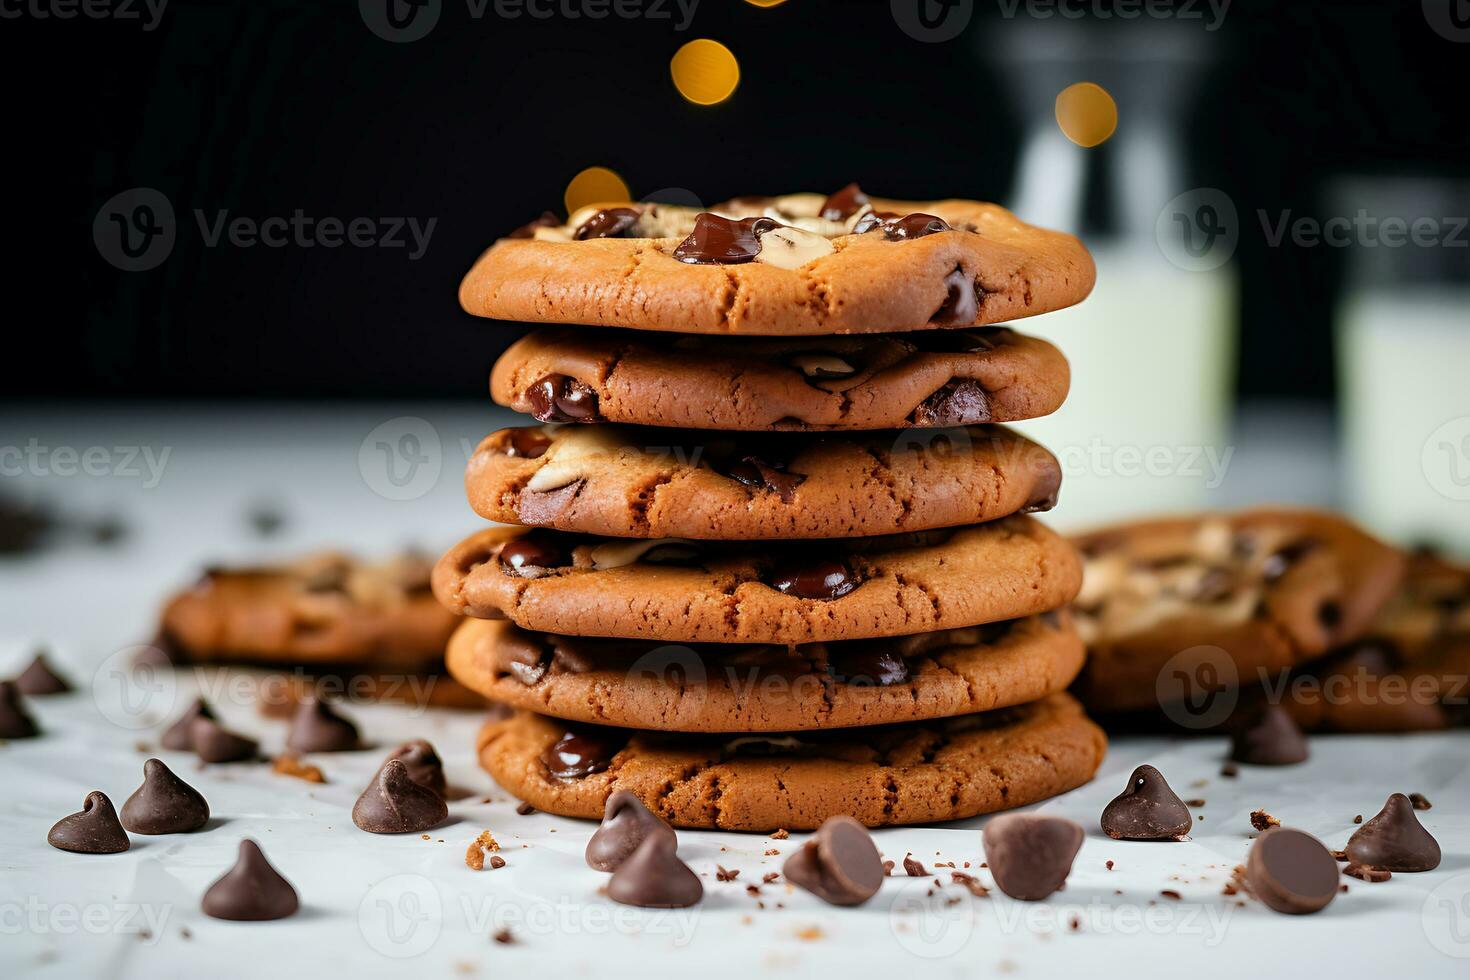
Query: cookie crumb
271,754,326,783
716,865,739,882
1220,762,1239,778
492,928,515,945
1352,814,1363,824
764,848,780,856
490,855,506,870
466,830,501,870
1160,890,1182,900
1184,798,1206,808
951,872,989,897
1106,860,1115,871
771,829,789,840
882,859,895,877
1409,793,1432,811
903,853,929,877
1344,864,1391,883
1330,849,1348,861
515,801,536,815
762,872,779,884
1249,809,1280,832
794,925,823,942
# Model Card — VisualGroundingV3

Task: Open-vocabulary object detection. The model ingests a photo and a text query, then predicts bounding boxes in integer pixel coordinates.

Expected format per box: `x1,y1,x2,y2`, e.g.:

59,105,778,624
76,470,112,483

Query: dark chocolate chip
574,206,642,240
673,213,778,265
120,758,209,834
540,728,624,780
1100,765,1194,841
586,790,676,872
727,456,807,504
496,631,550,684
508,211,559,239
48,791,130,854
607,829,702,908
1229,704,1309,766
500,428,553,459
500,531,571,576
819,182,869,221
352,759,449,834
516,801,537,815
910,379,991,427
982,814,1084,901
768,558,857,600
1345,793,1441,872
781,816,884,907
15,651,70,695
526,373,600,424
1409,792,1432,810
1318,599,1343,630
190,716,259,764
1246,827,1339,914
201,839,299,921
285,699,361,753
1020,463,1062,515
828,646,909,687
0,680,40,738
161,698,214,750
932,267,979,326
383,739,447,799
882,212,952,241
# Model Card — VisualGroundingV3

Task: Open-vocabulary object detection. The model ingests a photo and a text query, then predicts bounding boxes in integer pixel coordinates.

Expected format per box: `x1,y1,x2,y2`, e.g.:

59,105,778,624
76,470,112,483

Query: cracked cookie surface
489,326,1067,431
446,612,1084,732
466,422,1060,539
431,515,1082,645
475,692,1106,830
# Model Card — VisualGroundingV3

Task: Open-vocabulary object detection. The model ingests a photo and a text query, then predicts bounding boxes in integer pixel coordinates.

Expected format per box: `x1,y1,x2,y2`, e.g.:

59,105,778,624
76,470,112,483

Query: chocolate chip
1100,765,1193,841
1345,793,1441,872
190,716,259,764
285,699,361,753
727,457,807,504
910,379,991,426
160,698,213,750
541,727,624,779
352,759,449,834
508,211,559,239
586,790,677,872
828,646,909,687
768,558,857,600
0,680,40,738
384,739,447,799
48,791,130,854
819,182,869,221
201,839,299,921
1246,827,1339,914
1229,704,1309,765
574,206,641,240
673,213,778,264
499,633,552,684
932,267,979,326
606,829,702,908
120,758,209,834
500,428,553,459
516,801,537,815
982,814,1084,901
1317,599,1342,630
882,212,952,241
15,650,70,695
782,816,884,907
526,373,599,423
1409,792,1432,810
499,530,571,576
902,853,929,877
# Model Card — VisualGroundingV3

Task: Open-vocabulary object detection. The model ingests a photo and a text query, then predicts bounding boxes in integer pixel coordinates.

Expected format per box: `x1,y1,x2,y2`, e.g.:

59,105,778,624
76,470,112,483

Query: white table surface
2,402,1466,979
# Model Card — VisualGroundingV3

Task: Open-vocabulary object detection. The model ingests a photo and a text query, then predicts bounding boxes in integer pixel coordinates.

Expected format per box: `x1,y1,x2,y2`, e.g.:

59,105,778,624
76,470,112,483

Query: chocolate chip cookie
1072,511,1405,713
466,422,1060,539
475,692,1106,830
459,186,1095,336
490,326,1068,430
446,611,1084,732
432,516,1082,645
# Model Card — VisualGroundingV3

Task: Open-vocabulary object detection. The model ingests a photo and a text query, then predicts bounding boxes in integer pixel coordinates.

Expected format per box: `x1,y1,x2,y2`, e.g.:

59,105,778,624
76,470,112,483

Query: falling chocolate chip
932,267,979,326
1246,827,1339,914
574,206,642,240
1229,704,1309,766
982,814,1084,901
286,699,361,753
819,182,869,221
15,651,70,695
782,816,884,907
541,728,623,779
508,211,559,239
0,680,40,738
501,428,553,459
768,558,857,600
201,839,300,921
1100,765,1193,841
120,758,210,834
190,716,259,764
352,759,448,834
47,791,130,854
1345,793,1441,872
500,531,571,576
607,830,702,908
384,739,447,799
828,646,909,687
160,698,214,750
526,373,600,424
673,213,778,264
726,457,807,504
586,790,677,872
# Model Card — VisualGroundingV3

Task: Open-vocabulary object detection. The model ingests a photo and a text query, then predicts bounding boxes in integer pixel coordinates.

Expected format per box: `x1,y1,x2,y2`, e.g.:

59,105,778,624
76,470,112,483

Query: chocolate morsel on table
47,791,130,854
201,839,300,921
120,758,210,834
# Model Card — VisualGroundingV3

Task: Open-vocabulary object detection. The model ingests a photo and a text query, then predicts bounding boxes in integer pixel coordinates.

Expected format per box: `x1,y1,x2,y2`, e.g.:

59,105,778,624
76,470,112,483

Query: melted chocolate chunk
768,558,858,600
983,814,1084,901
352,759,449,834
586,790,677,872
910,379,992,426
819,183,869,221
1246,827,1339,914
500,428,552,459
508,211,559,239
828,646,909,687
673,213,777,264
574,206,642,241
15,651,70,695
851,209,897,235
526,373,600,423
120,758,209,834
782,816,885,906
541,728,625,779
495,632,551,685
201,840,300,921
1345,793,1441,872
852,211,951,240
726,456,807,504
48,791,131,854
932,267,979,326
1100,765,1194,841
499,531,571,576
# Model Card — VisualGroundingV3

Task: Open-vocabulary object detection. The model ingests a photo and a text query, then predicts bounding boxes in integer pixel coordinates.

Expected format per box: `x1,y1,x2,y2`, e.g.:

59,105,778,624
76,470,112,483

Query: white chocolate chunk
789,353,856,378
525,426,631,492
588,537,697,570
753,225,835,269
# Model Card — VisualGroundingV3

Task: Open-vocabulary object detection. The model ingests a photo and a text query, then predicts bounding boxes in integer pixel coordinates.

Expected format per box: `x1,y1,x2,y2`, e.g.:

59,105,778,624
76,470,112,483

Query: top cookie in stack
435,184,1105,831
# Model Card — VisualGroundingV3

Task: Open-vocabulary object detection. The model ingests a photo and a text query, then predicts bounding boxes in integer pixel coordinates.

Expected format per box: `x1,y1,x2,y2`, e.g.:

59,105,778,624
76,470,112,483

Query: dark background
3,0,1465,402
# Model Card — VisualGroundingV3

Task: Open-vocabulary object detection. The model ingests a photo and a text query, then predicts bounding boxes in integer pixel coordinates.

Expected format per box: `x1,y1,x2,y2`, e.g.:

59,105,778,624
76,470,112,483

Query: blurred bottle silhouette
990,17,1238,529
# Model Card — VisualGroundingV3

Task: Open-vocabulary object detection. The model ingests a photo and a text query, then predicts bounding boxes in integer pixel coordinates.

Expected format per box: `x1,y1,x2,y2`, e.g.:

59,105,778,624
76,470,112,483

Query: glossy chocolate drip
541,728,625,779
726,456,807,504
526,373,599,423
768,558,858,600
500,531,571,576
673,214,778,264
574,207,642,240
819,183,869,221
853,211,951,240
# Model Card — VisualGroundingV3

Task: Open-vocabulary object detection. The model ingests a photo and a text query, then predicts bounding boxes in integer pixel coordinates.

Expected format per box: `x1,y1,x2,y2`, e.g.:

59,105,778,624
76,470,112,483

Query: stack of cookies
434,184,1107,830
